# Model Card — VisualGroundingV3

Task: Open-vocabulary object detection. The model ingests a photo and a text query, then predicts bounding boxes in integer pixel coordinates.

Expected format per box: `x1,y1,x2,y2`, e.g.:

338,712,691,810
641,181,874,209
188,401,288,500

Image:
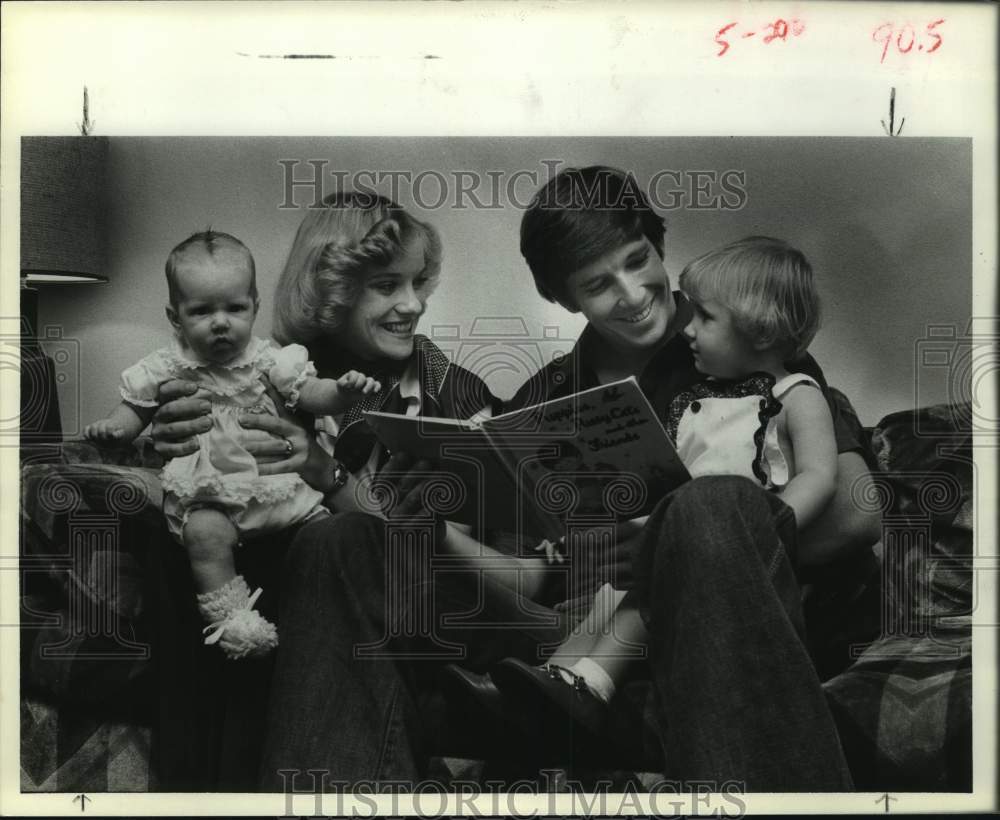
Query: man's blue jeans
258,475,853,791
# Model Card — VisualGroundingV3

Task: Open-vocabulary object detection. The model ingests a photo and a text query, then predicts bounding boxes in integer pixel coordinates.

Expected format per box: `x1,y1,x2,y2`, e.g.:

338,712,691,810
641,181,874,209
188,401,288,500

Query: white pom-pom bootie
197,575,278,659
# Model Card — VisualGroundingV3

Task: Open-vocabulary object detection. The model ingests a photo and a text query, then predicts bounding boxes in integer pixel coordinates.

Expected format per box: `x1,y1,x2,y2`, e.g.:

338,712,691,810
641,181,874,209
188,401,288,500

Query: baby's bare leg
183,508,238,593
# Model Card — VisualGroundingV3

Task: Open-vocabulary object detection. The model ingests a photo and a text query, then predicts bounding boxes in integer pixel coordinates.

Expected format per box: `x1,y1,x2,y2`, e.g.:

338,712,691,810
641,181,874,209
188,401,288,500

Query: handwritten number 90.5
873,19,944,64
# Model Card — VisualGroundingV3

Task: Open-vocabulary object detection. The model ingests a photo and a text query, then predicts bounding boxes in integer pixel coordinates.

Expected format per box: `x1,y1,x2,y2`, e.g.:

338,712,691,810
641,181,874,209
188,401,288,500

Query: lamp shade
21,136,109,280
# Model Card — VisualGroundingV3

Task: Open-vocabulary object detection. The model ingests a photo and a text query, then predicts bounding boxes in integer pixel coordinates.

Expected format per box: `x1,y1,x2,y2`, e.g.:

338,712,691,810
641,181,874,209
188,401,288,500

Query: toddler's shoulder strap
772,372,821,400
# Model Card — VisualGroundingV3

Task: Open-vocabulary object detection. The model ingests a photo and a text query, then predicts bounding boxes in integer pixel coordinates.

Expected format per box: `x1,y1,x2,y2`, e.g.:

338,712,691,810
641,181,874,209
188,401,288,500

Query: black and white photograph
2,2,996,816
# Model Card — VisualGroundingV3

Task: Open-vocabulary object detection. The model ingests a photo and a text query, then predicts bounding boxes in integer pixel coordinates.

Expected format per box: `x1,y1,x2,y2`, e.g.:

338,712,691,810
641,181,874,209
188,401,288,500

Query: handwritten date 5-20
715,18,806,57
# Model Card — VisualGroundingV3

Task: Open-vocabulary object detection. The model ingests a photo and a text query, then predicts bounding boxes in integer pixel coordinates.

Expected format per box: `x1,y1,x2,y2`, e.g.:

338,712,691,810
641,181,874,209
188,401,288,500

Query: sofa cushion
20,454,166,706
869,403,973,622
21,695,155,792
824,402,972,791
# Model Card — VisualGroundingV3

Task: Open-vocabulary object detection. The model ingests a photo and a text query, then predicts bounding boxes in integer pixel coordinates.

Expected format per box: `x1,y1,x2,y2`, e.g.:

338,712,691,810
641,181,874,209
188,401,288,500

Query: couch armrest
22,457,165,548
20,447,169,708
29,436,165,469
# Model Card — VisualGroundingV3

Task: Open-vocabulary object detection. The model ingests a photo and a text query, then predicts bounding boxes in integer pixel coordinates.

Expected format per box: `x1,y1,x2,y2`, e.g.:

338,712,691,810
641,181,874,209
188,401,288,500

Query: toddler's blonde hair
680,235,820,361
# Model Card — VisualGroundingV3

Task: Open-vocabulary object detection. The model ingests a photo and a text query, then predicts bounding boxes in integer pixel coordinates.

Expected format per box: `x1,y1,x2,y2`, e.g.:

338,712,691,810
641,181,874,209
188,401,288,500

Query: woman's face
561,236,675,355
336,235,433,361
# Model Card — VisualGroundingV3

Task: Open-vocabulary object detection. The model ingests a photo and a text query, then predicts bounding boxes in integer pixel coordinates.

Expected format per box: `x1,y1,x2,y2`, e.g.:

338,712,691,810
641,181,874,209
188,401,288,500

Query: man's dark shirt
506,292,870,461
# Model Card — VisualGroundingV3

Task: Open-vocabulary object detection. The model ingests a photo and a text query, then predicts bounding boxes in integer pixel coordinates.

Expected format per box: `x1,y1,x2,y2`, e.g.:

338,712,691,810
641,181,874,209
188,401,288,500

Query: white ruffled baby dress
119,336,326,542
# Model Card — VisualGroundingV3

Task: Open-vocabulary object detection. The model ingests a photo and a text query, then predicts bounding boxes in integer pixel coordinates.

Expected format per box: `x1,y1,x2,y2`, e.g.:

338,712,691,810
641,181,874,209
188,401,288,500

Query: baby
84,230,380,659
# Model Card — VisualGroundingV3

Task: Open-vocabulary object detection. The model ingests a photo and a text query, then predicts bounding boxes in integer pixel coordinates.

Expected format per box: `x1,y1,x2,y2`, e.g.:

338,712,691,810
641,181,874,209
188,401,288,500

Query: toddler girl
491,235,838,734
84,230,380,659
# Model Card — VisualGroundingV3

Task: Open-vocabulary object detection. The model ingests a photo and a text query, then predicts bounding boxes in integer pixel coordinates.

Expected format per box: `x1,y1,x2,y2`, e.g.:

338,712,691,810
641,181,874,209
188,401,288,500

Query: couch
19,401,973,792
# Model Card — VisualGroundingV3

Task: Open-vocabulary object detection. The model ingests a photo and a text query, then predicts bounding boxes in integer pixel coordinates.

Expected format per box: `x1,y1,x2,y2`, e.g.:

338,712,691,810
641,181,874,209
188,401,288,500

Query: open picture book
363,377,690,539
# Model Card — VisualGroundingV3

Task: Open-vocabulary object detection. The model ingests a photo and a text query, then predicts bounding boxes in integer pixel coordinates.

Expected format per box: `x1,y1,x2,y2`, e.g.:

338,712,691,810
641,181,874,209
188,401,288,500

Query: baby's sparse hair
680,236,820,360
273,192,441,344
165,229,258,306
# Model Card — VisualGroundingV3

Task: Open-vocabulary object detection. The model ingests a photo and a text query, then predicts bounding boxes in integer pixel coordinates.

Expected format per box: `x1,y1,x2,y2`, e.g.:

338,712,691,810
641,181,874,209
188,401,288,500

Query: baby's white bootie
196,575,278,659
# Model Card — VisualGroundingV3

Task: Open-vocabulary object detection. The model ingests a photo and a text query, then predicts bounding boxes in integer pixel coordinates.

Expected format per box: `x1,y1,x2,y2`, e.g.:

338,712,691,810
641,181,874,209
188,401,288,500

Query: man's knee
672,474,765,507
648,475,773,562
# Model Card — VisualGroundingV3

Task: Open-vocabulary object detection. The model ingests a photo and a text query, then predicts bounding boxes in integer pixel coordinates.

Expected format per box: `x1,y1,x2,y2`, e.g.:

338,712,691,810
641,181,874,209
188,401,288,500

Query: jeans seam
374,676,402,780
766,539,785,579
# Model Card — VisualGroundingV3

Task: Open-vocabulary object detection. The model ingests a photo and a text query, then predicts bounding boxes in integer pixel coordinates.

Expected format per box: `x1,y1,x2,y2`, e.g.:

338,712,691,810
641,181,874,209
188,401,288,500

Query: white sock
568,658,616,703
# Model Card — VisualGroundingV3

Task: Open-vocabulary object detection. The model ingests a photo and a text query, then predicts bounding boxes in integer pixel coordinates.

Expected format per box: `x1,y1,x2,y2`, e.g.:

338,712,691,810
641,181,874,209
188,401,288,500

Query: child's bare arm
776,383,838,530
294,371,381,415
83,402,155,444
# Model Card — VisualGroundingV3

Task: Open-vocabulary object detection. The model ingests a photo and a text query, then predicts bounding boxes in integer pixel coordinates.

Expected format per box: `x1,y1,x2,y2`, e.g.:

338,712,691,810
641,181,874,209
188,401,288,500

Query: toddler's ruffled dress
666,372,821,488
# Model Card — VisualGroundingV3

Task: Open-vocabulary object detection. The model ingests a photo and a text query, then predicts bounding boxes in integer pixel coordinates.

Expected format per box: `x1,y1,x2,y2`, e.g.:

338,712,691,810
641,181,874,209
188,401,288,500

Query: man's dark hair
520,166,666,304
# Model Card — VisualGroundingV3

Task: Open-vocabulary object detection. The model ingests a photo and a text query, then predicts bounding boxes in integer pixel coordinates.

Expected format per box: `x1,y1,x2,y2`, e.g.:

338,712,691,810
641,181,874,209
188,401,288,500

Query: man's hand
553,593,592,623
798,451,881,567
150,379,212,460
375,452,447,546
238,380,337,491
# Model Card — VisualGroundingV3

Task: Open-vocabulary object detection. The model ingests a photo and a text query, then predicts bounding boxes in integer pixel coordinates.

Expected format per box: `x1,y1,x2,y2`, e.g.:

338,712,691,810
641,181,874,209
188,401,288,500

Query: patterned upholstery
823,403,972,790
20,402,974,791
21,697,155,792
20,439,163,792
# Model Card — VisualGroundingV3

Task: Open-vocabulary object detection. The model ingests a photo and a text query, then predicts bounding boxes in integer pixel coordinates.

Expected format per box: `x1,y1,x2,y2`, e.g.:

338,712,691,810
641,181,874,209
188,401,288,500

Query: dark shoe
440,663,505,723
490,657,610,739
439,664,552,764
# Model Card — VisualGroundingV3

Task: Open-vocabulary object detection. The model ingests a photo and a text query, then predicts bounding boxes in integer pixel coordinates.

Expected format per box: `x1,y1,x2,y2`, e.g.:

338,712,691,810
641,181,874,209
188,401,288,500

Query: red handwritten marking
715,22,737,57
715,18,805,56
926,19,944,53
873,19,944,63
763,18,789,44
873,22,894,63
897,23,915,53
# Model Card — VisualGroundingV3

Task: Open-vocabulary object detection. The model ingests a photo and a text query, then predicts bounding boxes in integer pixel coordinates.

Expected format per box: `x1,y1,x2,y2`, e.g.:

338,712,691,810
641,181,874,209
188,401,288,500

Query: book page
486,379,690,522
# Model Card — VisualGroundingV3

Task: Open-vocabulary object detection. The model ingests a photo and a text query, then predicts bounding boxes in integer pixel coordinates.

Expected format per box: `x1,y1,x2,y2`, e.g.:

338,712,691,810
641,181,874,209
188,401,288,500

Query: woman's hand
150,379,213,460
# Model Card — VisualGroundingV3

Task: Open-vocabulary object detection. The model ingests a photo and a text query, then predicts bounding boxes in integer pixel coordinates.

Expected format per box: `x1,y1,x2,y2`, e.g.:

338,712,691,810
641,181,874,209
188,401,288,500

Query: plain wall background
36,137,972,434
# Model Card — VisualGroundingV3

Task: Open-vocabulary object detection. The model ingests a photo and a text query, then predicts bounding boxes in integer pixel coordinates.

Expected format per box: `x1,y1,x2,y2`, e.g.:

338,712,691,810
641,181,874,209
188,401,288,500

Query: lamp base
20,286,63,445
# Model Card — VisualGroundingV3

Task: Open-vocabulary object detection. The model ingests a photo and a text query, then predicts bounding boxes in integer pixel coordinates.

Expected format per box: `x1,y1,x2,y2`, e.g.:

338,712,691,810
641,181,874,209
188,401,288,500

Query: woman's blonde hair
679,236,820,360
273,192,442,344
